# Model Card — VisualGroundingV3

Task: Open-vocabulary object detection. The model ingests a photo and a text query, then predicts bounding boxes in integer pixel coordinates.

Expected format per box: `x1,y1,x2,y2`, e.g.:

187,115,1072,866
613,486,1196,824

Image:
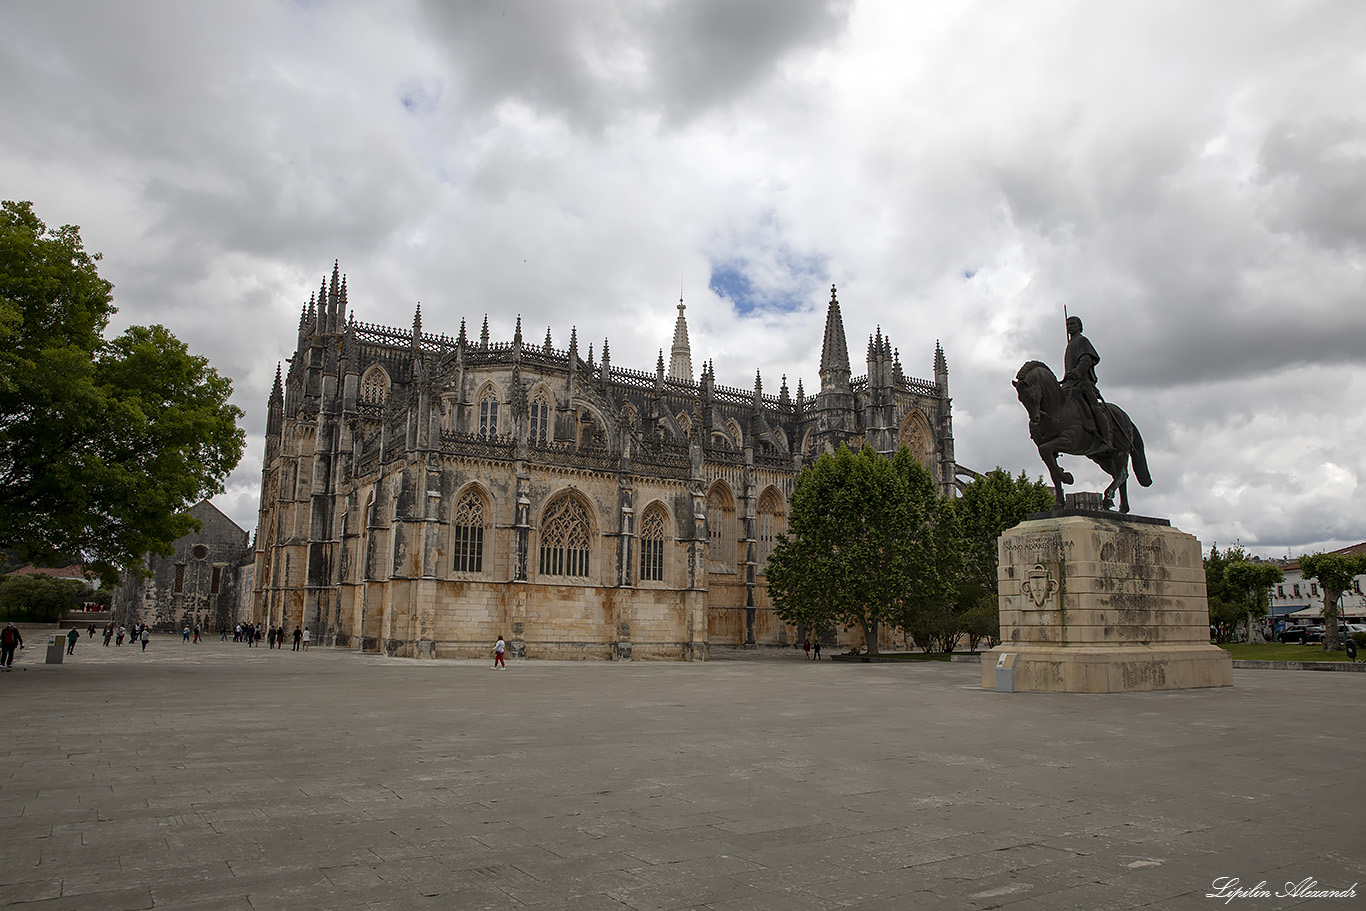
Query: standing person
301,627,311,651
220,626,227,642
116,625,125,646
491,634,506,669
293,627,302,651
813,639,821,660
87,623,95,638
66,627,79,656
803,638,811,659
140,626,150,651
193,625,201,644
1,623,22,670
182,626,190,643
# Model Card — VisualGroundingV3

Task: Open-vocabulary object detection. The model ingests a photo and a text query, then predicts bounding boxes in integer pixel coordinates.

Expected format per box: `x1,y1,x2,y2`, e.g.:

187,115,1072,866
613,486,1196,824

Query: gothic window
756,488,785,572
676,412,692,438
174,564,185,593
639,505,666,582
540,495,592,578
478,387,499,438
726,419,744,449
529,390,550,444
453,490,486,573
898,410,935,471
210,567,222,594
361,366,389,404
707,484,736,572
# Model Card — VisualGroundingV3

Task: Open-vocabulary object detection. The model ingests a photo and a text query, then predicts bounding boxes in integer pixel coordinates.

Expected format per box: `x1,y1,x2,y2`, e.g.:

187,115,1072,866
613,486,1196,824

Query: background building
1268,542,1366,625
251,266,965,659
113,500,253,633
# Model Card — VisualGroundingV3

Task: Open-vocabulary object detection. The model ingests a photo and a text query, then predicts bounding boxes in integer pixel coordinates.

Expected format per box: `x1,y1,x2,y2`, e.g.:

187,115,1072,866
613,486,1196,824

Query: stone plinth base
980,643,1233,693
981,512,1233,693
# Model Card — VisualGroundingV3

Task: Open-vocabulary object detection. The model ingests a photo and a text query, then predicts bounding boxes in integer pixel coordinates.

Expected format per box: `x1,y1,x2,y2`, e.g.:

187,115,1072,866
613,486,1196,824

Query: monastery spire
668,295,693,384
819,284,851,393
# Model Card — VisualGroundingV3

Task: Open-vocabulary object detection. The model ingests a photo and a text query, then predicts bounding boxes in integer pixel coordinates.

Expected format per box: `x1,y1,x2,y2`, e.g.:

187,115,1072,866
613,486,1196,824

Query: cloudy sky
3,1,1364,558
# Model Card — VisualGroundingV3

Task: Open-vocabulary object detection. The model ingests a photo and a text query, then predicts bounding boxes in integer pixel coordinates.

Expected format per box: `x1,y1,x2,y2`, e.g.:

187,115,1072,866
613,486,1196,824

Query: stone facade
113,500,253,633
251,265,961,659
981,513,1234,692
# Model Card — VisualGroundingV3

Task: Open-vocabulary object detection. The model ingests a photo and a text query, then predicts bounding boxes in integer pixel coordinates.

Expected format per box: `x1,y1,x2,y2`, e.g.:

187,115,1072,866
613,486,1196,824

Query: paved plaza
0,636,1362,910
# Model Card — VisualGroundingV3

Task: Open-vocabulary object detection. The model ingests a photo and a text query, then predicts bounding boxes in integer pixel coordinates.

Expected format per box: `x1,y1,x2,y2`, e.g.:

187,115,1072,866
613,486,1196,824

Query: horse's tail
1129,422,1152,488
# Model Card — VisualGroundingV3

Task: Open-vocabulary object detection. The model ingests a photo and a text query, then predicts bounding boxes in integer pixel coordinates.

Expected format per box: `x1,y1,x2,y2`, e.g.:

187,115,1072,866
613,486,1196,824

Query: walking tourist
293,627,302,651
140,626,150,651
492,634,506,669
1,623,22,669
301,627,311,650
66,627,79,655
813,639,821,660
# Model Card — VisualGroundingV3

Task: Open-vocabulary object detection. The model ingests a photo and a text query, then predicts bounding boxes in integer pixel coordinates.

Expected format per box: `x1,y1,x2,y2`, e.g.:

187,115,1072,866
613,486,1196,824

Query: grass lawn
1218,642,1358,662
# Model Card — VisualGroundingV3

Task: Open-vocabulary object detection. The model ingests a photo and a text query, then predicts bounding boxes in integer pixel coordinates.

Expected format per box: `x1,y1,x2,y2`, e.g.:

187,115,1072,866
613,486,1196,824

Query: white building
1267,542,1366,624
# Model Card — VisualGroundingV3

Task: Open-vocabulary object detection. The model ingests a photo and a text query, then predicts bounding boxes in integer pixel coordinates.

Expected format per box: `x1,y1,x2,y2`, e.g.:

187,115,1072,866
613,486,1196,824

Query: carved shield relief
1021,562,1059,609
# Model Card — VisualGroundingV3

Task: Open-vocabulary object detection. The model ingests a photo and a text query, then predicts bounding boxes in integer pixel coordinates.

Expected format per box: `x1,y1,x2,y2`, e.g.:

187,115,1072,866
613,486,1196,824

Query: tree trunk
861,615,880,656
1324,589,1342,651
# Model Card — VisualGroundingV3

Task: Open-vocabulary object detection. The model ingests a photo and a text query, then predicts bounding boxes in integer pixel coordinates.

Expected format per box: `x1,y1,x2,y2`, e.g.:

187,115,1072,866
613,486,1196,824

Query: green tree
1297,552,1366,651
767,445,912,655
950,468,1053,646
0,201,245,583
1204,545,1256,641
0,574,85,622
890,448,962,652
1225,559,1283,643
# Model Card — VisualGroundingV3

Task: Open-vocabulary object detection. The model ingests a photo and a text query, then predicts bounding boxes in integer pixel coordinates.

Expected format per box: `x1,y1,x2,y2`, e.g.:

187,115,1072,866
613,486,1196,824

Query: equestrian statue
1014,316,1151,513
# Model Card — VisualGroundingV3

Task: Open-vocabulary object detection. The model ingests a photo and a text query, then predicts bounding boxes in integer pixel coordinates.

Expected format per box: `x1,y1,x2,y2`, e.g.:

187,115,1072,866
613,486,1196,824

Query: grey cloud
1257,117,1366,249
417,0,852,127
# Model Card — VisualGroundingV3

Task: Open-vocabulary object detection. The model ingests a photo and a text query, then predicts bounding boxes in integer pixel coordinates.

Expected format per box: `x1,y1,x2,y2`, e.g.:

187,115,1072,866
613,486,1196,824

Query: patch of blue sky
709,251,827,316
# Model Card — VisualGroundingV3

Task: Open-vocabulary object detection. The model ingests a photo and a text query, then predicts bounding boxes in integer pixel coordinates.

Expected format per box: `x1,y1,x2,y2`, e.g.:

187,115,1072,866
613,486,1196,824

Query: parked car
1303,625,1326,644
1277,625,1312,644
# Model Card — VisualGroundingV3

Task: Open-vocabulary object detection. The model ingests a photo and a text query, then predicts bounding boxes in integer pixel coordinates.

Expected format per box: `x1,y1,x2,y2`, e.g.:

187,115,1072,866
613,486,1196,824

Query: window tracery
706,484,736,572
361,366,389,404
478,387,499,438
540,495,592,577
529,390,550,444
639,506,666,582
756,488,784,571
453,491,486,573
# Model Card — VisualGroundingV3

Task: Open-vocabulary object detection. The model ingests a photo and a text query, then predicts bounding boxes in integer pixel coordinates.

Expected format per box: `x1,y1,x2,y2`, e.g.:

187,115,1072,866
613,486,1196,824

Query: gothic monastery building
251,264,963,659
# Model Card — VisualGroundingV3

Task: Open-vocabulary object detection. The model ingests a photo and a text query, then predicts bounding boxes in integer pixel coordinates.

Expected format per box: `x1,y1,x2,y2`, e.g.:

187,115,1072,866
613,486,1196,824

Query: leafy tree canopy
952,468,1053,600
1204,545,1284,642
0,574,86,623
1297,551,1366,650
767,445,965,655
767,445,914,654
0,201,245,583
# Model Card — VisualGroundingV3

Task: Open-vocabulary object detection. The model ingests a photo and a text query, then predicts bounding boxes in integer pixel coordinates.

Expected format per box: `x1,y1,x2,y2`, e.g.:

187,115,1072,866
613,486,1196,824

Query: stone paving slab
0,636,1362,909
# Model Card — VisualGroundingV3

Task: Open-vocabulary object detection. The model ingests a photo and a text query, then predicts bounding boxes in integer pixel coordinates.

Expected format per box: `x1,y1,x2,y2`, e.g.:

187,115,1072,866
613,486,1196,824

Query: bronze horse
1014,360,1151,513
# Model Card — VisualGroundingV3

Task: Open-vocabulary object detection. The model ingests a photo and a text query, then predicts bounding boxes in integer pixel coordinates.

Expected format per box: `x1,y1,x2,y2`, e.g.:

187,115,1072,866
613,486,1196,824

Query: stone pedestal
980,511,1232,693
